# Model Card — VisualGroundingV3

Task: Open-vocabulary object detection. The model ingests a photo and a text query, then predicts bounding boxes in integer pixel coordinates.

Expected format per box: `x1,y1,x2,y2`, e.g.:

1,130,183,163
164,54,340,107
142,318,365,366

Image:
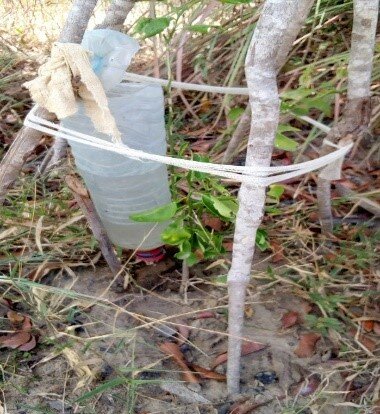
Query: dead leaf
289,374,321,396
281,311,299,329
361,320,374,332
270,241,285,263
294,332,321,358
159,342,198,383
191,364,226,381
373,322,380,335
357,334,376,352
195,311,217,319
222,240,233,252
244,306,254,319
0,332,31,349
65,175,89,197
18,335,37,351
7,310,24,325
212,340,267,369
21,316,33,332
191,140,213,153
201,213,223,231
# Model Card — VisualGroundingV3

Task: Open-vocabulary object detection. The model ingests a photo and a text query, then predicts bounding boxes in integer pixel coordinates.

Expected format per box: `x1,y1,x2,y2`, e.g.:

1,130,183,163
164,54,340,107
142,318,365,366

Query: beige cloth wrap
24,42,121,142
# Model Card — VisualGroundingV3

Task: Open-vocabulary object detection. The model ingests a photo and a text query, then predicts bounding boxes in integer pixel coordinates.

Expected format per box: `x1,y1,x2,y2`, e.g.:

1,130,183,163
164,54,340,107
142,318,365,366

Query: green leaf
256,229,269,251
135,17,170,37
275,133,299,151
76,378,126,403
161,223,191,245
277,124,300,133
267,184,284,201
202,195,237,220
129,202,177,222
188,24,211,34
227,107,245,121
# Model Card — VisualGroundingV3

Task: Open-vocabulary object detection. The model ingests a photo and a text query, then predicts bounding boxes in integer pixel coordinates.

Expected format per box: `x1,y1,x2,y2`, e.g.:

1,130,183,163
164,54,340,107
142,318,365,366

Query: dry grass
0,0,379,413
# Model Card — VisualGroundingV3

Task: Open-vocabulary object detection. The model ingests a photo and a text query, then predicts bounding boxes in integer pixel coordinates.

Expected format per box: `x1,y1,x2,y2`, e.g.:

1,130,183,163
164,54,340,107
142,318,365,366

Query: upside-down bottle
61,29,171,261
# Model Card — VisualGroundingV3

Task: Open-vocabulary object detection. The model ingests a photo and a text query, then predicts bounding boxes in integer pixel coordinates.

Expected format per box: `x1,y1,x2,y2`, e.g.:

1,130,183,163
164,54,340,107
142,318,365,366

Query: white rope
25,105,351,186
124,72,332,134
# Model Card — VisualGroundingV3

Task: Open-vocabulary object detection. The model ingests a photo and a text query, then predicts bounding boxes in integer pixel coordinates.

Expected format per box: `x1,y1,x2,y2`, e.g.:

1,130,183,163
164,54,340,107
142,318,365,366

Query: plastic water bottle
61,30,171,257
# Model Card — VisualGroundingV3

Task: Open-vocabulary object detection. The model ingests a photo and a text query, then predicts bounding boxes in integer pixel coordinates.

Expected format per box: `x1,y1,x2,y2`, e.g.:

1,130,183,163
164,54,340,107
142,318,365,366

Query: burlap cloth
24,42,121,142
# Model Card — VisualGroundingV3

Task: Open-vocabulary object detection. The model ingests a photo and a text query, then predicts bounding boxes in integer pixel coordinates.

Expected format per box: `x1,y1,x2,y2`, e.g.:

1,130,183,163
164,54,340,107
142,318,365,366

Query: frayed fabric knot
23,42,121,142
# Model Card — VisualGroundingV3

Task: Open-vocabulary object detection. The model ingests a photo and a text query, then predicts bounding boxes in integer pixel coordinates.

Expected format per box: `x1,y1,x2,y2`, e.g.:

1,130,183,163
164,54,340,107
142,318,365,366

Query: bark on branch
0,0,99,202
226,0,314,395
317,0,379,234
42,0,138,173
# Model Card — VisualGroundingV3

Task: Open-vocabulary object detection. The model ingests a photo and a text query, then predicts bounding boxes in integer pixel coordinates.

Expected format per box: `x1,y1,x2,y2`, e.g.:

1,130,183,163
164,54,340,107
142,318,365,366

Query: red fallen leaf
294,332,321,358
357,334,376,352
373,322,380,335
281,311,299,329
18,335,37,351
159,342,198,383
191,364,226,381
222,240,233,252
195,311,217,319
361,320,374,332
0,332,31,349
201,213,223,231
289,374,321,396
348,328,377,352
22,316,33,332
212,340,267,369
270,241,285,263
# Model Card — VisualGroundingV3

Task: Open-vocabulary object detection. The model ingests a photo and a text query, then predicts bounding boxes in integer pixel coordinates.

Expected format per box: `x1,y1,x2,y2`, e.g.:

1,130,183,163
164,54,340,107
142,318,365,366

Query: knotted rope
23,42,352,186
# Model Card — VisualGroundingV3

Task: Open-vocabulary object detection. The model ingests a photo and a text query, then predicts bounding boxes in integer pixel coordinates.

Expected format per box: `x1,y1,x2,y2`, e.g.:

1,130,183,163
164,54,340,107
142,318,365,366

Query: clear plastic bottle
62,30,171,251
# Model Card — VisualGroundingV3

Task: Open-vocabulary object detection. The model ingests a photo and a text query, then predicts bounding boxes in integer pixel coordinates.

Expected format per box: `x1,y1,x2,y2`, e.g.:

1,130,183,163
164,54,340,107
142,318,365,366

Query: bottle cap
136,246,166,263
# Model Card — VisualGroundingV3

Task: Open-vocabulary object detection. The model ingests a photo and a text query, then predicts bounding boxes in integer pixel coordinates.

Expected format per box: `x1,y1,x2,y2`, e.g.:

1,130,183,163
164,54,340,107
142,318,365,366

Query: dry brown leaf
0,332,31,349
7,310,24,325
357,334,376,352
21,316,33,332
201,213,223,231
159,342,198,383
191,364,226,381
222,240,233,252
281,311,299,329
212,340,267,369
361,320,374,332
244,306,254,319
195,311,217,319
294,332,321,358
270,241,285,263
18,335,37,351
374,322,380,335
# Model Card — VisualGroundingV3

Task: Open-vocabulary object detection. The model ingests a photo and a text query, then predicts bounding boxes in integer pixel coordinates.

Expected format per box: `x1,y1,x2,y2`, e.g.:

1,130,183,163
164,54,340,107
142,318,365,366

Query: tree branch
42,0,138,173
317,0,379,234
226,0,314,395
96,0,136,30
0,0,99,202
